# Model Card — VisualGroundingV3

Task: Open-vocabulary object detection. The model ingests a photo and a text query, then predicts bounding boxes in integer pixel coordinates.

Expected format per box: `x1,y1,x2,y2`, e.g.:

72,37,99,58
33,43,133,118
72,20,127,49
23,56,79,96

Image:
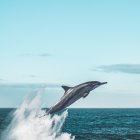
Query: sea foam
2,92,74,140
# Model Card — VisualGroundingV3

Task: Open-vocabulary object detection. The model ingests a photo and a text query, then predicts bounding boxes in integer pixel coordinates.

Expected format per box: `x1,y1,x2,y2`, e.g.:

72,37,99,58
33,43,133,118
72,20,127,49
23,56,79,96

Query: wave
1,92,74,140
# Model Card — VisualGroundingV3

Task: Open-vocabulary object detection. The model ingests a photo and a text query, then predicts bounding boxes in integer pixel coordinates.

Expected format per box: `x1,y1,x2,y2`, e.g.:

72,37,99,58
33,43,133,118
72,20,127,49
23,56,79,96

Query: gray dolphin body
46,81,107,114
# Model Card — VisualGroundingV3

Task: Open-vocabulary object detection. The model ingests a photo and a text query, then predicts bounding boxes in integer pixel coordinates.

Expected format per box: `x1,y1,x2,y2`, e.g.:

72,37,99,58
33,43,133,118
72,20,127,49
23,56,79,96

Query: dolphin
46,81,107,114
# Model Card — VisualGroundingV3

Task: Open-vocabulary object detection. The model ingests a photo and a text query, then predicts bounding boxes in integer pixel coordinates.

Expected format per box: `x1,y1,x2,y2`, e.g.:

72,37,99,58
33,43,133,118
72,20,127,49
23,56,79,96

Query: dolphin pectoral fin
61,85,71,92
83,93,89,98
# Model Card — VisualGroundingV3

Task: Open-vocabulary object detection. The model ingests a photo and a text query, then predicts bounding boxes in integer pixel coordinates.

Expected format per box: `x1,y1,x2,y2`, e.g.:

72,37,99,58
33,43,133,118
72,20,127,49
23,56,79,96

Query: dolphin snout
100,82,107,85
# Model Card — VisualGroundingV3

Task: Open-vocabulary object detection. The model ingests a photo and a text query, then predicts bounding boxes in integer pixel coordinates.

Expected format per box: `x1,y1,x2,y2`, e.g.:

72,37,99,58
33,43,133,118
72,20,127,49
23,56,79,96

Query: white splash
2,93,74,140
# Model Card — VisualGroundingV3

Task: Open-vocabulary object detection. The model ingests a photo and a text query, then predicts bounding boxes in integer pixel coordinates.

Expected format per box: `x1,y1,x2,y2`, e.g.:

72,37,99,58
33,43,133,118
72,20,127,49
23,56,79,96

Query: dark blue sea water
0,109,140,140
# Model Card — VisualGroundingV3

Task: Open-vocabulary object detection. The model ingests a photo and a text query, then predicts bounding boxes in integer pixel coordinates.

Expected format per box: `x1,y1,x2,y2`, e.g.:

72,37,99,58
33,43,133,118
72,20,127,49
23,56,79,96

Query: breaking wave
2,92,74,140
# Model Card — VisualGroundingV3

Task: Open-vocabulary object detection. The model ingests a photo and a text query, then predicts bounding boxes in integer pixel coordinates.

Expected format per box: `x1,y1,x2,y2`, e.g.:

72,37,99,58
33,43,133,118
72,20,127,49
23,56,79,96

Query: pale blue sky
0,0,140,108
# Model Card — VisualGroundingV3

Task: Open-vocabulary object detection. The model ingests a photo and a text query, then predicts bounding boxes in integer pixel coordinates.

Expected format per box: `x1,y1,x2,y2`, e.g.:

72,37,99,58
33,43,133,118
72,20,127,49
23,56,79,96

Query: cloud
0,83,60,88
94,64,140,74
39,53,50,57
0,78,5,81
19,53,51,57
28,75,38,78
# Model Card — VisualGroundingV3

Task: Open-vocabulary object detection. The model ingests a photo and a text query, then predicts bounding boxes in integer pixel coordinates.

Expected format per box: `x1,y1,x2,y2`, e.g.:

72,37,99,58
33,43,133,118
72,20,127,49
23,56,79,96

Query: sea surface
0,108,140,140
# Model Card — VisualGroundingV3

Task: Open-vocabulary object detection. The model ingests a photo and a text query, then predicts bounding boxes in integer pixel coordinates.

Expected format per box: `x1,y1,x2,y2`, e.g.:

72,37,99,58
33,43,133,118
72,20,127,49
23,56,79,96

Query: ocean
0,108,140,140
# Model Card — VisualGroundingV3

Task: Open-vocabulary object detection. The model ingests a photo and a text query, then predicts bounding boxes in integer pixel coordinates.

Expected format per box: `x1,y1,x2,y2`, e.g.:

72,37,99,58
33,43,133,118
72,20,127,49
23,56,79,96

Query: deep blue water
0,109,140,140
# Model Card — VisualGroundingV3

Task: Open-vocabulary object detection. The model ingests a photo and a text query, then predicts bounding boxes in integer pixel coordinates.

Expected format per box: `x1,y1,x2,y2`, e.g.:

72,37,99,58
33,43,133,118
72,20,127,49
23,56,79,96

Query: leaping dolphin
46,81,107,114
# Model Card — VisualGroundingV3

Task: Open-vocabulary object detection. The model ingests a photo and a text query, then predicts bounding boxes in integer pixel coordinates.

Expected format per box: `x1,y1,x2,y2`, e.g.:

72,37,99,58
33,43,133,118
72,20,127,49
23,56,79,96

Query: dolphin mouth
100,82,107,85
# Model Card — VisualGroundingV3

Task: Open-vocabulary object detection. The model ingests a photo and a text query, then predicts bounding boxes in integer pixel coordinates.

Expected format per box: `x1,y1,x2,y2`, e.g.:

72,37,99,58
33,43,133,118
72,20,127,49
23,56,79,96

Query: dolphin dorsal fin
61,85,71,92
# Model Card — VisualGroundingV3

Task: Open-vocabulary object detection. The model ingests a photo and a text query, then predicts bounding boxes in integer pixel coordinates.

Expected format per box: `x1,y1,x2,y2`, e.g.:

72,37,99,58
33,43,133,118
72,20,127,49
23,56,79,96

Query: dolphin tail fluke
37,109,51,118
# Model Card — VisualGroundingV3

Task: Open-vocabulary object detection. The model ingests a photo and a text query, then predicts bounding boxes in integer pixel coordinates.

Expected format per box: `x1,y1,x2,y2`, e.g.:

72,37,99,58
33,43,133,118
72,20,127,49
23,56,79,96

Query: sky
0,0,140,108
